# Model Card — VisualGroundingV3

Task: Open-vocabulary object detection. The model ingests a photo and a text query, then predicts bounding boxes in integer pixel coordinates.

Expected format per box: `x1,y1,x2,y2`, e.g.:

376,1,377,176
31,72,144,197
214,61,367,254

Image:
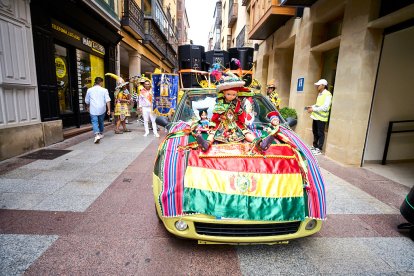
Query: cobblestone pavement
0,123,413,275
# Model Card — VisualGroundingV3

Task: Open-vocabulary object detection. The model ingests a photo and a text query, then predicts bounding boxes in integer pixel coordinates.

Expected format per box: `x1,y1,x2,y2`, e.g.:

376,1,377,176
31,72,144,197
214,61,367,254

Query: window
76,49,104,111
54,44,73,114
227,35,231,49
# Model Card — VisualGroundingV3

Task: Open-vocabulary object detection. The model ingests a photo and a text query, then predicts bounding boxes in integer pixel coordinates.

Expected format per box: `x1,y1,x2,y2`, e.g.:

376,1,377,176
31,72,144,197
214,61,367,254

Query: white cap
314,79,328,86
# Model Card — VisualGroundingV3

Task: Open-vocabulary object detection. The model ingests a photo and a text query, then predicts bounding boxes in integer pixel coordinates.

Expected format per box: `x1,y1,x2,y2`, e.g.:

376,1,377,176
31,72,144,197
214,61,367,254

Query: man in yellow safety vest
305,79,332,155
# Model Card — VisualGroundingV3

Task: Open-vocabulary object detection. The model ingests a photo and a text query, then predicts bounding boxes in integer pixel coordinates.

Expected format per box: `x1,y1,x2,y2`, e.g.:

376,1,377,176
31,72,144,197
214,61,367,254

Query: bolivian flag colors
183,143,306,221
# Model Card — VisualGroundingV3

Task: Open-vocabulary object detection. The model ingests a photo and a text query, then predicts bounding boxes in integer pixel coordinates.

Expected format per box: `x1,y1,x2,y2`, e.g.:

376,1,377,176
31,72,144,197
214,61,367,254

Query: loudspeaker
205,50,230,71
228,47,254,86
178,45,205,70
228,47,254,70
181,73,201,88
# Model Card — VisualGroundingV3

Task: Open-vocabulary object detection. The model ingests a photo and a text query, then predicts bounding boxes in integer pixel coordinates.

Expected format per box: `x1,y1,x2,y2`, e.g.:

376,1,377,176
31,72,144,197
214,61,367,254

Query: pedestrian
85,77,111,144
138,80,159,137
266,79,280,109
114,82,132,134
305,79,332,155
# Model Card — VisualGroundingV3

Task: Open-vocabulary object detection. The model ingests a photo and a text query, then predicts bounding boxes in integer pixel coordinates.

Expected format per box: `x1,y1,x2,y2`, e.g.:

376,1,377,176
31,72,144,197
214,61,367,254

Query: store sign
82,37,105,56
51,19,105,57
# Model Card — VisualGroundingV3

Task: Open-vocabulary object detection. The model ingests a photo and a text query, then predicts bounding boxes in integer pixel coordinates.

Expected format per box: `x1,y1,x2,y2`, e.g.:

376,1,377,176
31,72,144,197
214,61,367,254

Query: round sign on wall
55,57,67,78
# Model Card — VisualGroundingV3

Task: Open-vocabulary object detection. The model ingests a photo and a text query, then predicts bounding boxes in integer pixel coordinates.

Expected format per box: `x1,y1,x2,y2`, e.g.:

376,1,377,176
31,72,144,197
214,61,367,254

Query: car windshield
174,89,283,127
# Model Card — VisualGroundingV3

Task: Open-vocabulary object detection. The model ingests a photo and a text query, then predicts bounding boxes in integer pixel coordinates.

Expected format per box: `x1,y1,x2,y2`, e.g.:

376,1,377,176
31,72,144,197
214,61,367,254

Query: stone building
246,0,414,166
0,0,185,161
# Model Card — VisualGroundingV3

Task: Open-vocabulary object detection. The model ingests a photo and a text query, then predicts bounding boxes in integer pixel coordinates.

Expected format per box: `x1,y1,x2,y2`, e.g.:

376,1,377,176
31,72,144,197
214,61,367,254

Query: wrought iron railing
236,26,246,47
236,25,253,47
121,0,145,38
228,0,238,28
242,0,250,6
144,19,167,55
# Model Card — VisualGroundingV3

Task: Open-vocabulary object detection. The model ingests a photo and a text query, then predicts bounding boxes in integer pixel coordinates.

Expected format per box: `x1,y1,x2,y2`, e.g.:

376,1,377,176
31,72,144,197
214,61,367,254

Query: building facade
0,0,43,160
119,0,179,99
0,0,122,160
247,0,414,166
177,0,190,46
220,0,256,50
0,0,183,161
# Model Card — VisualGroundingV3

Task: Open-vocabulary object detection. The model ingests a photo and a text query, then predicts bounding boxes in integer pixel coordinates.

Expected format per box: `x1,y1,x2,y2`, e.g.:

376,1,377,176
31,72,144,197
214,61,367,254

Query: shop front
31,0,120,128
51,20,106,127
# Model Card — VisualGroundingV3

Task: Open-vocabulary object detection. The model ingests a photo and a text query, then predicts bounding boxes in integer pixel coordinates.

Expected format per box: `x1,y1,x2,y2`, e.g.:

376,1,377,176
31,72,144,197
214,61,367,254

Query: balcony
168,26,178,53
144,19,167,57
228,0,238,28
121,0,145,39
248,0,296,40
236,26,253,47
144,19,178,68
242,0,250,6
215,2,222,27
166,44,178,68
280,0,317,7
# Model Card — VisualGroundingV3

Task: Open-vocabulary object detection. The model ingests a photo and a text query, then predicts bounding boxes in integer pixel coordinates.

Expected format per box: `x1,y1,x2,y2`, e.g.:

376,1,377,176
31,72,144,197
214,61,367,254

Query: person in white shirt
85,77,111,144
138,80,159,137
305,79,332,155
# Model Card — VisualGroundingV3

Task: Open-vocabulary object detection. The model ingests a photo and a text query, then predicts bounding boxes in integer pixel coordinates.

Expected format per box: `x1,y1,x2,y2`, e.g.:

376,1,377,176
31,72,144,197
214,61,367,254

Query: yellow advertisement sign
55,57,67,78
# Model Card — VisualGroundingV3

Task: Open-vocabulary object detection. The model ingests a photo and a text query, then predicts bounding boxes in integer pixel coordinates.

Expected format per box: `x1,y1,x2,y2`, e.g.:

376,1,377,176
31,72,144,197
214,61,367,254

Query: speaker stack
204,50,229,82
178,45,206,88
228,47,254,86
204,50,229,70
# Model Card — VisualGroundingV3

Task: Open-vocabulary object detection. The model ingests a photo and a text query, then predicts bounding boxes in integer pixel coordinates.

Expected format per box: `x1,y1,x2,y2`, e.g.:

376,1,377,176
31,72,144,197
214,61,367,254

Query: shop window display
54,44,73,114
76,49,104,111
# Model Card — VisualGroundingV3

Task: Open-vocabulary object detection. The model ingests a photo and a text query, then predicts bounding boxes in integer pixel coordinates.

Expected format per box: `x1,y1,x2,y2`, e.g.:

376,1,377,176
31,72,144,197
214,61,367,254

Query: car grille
194,221,301,237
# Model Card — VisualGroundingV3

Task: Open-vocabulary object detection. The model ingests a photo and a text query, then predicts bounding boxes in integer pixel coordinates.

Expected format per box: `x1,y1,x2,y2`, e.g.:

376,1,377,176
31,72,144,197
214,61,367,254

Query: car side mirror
156,116,171,128
286,117,297,128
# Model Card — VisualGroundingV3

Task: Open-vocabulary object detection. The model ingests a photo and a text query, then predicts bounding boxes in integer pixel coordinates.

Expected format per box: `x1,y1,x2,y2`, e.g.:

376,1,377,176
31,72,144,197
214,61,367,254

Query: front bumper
154,174,322,244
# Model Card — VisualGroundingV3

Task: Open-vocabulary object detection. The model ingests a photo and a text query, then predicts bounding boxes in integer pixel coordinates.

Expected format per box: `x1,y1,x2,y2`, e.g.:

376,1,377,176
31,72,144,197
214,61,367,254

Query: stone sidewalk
0,122,413,275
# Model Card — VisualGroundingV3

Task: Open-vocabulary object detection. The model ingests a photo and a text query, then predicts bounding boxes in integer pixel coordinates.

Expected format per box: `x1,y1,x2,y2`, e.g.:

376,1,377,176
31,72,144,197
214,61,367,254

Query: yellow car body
153,174,322,244
153,89,326,244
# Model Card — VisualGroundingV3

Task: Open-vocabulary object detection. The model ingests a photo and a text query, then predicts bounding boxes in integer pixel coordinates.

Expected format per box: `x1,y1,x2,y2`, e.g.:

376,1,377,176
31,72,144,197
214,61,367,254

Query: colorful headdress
105,73,125,86
267,111,280,121
105,73,129,93
267,79,276,88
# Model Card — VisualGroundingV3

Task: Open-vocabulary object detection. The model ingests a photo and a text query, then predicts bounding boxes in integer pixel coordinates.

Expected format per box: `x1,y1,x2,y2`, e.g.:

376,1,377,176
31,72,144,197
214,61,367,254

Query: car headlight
305,219,317,230
175,220,188,231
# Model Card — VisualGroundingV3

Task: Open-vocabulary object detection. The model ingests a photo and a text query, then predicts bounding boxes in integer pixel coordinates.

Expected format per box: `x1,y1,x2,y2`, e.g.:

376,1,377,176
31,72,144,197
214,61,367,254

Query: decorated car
153,85,327,245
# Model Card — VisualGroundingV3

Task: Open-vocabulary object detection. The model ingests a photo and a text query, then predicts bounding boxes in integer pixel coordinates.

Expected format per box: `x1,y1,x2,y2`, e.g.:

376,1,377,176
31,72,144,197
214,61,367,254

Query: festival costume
268,89,281,109
139,87,158,136
114,90,131,120
210,98,249,143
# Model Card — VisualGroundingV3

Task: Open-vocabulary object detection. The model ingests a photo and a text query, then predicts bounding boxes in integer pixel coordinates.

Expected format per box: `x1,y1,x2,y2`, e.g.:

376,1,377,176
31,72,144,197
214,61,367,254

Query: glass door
54,44,73,114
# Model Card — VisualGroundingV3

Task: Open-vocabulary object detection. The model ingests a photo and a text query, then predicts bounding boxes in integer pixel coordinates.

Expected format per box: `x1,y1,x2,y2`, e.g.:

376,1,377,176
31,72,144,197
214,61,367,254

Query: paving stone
0,193,46,210
0,168,44,180
237,242,319,275
54,180,111,196
0,234,58,276
32,194,97,212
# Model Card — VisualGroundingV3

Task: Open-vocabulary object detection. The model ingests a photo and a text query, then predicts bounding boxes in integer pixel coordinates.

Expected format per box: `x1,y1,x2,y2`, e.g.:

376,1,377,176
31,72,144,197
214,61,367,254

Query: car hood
155,121,326,221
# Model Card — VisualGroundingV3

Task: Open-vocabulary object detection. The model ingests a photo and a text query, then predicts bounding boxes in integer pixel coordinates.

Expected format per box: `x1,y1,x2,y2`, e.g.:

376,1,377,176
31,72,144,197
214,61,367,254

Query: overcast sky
185,0,217,48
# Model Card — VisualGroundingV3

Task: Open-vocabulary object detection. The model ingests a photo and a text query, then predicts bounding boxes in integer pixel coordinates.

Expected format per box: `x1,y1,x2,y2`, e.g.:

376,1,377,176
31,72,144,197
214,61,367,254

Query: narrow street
1,0,414,275
0,123,412,275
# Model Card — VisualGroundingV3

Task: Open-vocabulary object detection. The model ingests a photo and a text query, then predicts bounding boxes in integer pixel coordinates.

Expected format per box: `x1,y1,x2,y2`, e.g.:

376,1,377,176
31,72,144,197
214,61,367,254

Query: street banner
152,73,179,116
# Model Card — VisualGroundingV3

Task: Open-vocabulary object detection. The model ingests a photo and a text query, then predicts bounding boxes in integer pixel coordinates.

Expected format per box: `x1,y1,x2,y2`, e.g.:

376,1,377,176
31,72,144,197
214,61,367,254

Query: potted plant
279,107,298,128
